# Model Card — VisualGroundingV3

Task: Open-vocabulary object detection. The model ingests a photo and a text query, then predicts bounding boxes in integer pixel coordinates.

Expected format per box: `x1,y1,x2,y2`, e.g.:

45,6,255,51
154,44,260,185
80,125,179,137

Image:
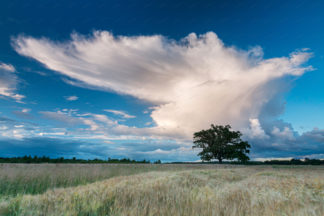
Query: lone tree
193,124,250,163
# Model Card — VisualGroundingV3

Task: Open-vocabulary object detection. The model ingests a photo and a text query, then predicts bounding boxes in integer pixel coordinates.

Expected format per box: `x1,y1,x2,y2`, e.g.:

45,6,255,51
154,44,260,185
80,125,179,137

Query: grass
0,163,221,199
0,164,323,215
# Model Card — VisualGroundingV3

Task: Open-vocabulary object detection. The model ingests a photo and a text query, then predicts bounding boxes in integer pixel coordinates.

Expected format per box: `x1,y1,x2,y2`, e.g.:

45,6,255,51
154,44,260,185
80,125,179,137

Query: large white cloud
0,62,24,102
13,31,313,139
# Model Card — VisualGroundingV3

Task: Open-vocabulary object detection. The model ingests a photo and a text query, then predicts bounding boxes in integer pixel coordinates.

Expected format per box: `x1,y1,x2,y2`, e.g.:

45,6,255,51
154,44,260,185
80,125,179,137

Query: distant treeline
263,158,324,165
0,156,162,164
0,156,323,165
172,158,324,165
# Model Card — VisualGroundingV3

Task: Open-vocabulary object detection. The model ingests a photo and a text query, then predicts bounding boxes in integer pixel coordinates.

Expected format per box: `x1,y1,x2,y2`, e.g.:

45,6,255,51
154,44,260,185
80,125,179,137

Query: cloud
104,109,136,119
12,31,323,160
65,95,78,101
244,118,269,139
0,62,25,102
0,63,15,72
249,125,324,159
13,108,33,119
0,137,198,161
271,126,295,141
0,137,96,158
0,116,38,139
22,108,31,113
39,110,82,125
0,113,197,161
2,107,324,160
13,31,313,139
300,128,324,143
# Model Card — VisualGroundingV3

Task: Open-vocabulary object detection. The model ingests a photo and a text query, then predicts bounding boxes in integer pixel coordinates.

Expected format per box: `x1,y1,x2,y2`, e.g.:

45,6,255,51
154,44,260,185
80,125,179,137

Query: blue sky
0,0,323,161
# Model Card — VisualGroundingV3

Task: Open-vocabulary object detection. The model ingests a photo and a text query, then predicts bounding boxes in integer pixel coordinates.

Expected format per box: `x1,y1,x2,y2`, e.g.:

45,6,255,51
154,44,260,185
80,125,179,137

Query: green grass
0,163,220,199
0,164,323,215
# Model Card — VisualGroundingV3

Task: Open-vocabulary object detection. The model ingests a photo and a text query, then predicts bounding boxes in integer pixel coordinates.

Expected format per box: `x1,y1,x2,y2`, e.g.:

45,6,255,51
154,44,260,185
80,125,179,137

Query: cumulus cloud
0,62,24,102
12,31,324,160
244,118,269,139
65,95,78,101
271,126,295,141
104,109,135,119
13,31,313,140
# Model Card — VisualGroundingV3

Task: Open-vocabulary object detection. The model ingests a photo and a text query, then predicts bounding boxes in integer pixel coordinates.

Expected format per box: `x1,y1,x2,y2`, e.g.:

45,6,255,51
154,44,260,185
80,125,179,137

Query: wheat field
0,164,323,216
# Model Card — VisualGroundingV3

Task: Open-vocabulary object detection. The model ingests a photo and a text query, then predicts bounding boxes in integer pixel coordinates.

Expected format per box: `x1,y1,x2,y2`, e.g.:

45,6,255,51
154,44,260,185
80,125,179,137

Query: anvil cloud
13,31,312,141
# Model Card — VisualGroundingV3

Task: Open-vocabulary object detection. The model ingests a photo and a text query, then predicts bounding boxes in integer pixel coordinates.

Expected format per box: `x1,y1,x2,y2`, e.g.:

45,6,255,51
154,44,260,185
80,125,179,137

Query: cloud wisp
0,62,25,102
65,95,79,101
104,109,136,119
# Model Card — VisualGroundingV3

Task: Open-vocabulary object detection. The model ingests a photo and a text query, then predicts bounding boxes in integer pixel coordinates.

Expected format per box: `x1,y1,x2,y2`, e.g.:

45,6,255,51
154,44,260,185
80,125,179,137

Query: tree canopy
192,124,250,163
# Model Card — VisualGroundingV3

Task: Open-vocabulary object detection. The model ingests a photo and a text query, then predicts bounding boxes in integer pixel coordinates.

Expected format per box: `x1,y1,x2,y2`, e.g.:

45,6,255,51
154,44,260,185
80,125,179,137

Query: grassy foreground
0,165,323,215
0,163,203,199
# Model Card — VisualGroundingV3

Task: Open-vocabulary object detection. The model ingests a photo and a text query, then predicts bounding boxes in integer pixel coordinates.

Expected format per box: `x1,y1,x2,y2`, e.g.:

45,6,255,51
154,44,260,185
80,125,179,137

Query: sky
0,0,323,161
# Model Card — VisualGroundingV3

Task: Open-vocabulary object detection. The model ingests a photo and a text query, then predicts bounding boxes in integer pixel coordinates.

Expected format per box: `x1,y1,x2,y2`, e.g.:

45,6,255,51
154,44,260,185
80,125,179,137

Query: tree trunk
218,158,222,164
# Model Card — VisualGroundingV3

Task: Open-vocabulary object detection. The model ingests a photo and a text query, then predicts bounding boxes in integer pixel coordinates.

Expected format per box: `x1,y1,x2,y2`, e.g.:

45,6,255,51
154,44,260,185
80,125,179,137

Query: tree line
263,158,324,165
172,158,324,165
0,155,322,165
0,156,161,164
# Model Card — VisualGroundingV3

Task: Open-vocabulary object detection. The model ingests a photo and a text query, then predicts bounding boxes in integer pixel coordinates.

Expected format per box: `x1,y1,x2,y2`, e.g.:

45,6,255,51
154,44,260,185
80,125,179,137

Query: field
0,164,323,216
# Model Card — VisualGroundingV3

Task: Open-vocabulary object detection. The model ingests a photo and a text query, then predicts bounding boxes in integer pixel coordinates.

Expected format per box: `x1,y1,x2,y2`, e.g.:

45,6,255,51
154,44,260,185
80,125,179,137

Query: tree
192,124,250,163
